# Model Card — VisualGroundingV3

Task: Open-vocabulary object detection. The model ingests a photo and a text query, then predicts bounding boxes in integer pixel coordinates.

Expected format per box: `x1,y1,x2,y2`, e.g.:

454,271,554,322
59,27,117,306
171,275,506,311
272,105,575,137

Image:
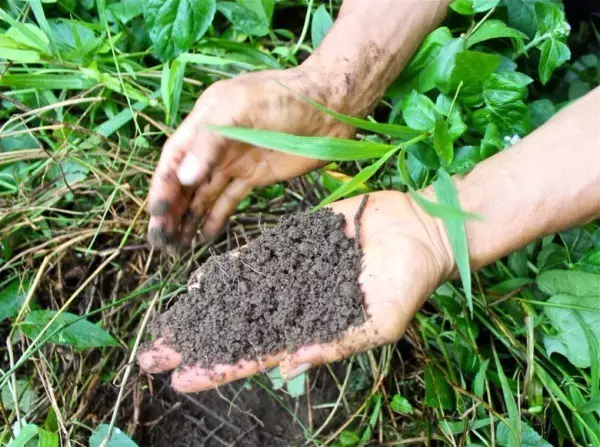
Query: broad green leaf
208,125,394,161
89,424,138,447
218,2,269,37
467,19,528,47
447,145,481,174
496,422,552,447
0,277,31,323
474,0,500,12
483,72,533,107
7,423,39,447
0,12,50,53
451,0,474,15
441,418,493,436
19,311,120,350
488,277,533,294
475,101,531,136
0,35,42,62
576,250,600,274
503,0,563,37
108,0,143,24
47,160,89,185
433,119,453,166
390,395,414,414
538,38,570,85
311,4,333,48
410,188,482,221
1,379,37,412
339,431,360,445
395,27,453,81
406,142,440,170
449,51,500,103
434,168,472,311
480,123,502,158
543,294,600,368
285,372,306,397
48,19,102,59
537,270,600,297
534,2,570,39
142,0,216,60
38,428,59,447
424,364,455,410
402,90,440,131
316,147,398,209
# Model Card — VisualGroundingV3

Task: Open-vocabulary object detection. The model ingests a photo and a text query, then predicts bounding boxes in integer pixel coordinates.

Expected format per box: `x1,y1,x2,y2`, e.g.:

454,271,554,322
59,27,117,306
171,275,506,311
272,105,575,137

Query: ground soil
151,208,366,368
139,366,358,447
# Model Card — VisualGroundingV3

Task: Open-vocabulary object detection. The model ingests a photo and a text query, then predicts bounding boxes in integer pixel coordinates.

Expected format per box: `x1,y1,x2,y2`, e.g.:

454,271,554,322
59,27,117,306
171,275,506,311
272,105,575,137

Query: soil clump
152,207,365,368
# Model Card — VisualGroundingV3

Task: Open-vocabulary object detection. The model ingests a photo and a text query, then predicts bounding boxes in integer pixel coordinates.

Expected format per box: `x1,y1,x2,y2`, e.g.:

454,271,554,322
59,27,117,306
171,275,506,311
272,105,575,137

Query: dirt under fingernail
150,208,365,369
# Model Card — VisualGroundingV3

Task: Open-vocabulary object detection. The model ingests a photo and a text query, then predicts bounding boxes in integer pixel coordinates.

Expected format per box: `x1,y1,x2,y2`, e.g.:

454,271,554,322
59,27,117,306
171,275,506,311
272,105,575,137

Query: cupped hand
147,67,354,250
139,191,454,392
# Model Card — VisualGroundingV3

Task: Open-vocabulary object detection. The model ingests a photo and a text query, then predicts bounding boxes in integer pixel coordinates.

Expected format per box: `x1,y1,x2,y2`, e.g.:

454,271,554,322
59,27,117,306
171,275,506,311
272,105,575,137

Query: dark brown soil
139,365,362,447
152,208,365,368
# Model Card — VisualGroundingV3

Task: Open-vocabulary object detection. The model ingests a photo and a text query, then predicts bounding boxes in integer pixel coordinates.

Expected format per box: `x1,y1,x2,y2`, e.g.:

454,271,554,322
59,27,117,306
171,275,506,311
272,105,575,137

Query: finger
179,172,232,244
138,337,182,373
171,352,284,393
201,178,252,239
279,321,380,381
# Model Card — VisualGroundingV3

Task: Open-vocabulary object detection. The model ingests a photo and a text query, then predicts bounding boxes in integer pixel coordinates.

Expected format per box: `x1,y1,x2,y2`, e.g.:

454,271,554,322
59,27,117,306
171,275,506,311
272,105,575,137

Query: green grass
1,0,600,445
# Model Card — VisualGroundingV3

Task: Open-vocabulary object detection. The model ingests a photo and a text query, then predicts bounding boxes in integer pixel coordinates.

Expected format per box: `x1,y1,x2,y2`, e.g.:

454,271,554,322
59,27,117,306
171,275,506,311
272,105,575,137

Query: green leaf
534,2,570,39
480,123,502,159
208,125,394,161
402,90,440,131
390,395,414,414
483,72,533,107
434,168,472,312
473,359,490,399
467,19,528,47
451,0,474,15
7,423,39,447
538,38,570,85
496,422,552,447
474,0,500,12
0,277,31,323
395,27,453,81
528,99,555,129
317,147,398,209
447,145,481,174
543,294,600,368
537,270,600,297
142,0,216,60
493,347,520,447
162,58,186,126
424,364,455,410
409,188,482,221
0,12,50,53
576,249,600,274
218,1,269,37
433,119,453,166
89,424,138,447
503,0,561,37
38,428,59,447
1,379,37,412
19,310,120,350
108,0,143,24
476,101,531,136
285,372,306,397
339,431,360,446
311,4,333,48
449,51,500,103
580,397,600,414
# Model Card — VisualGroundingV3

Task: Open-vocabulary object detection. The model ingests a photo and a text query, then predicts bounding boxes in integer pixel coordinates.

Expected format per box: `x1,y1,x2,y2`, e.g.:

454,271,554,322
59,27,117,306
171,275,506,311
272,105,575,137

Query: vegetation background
0,0,599,445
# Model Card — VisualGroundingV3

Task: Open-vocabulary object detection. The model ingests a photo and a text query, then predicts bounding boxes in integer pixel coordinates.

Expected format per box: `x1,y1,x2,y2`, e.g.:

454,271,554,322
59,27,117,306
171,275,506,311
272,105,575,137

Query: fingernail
177,153,202,186
282,363,312,381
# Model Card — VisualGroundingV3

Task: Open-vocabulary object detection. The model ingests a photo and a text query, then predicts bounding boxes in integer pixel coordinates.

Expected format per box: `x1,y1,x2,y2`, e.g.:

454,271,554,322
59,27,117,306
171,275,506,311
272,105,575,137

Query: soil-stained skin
151,208,365,369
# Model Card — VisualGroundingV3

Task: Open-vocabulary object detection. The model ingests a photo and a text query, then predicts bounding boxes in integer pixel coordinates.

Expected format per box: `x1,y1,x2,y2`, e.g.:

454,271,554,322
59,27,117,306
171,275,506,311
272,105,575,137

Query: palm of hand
147,68,352,249
139,192,452,392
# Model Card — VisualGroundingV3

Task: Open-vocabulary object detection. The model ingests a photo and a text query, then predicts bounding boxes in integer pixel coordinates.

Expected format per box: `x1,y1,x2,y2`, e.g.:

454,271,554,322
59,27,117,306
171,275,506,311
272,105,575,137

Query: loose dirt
151,206,366,368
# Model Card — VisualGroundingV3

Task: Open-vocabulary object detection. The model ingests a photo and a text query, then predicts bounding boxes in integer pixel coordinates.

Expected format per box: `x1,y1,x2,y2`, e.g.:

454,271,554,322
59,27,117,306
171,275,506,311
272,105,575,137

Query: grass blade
315,147,399,209
208,125,394,161
433,168,473,312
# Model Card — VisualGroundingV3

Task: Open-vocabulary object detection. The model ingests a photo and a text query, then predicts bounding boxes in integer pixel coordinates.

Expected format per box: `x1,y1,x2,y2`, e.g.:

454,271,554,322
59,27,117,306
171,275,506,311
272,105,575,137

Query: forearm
301,0,451,117
451,87,600,271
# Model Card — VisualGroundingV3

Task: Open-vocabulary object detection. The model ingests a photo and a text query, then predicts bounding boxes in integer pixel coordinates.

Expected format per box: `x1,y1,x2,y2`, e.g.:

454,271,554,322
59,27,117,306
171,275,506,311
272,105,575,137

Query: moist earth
151,208,365,368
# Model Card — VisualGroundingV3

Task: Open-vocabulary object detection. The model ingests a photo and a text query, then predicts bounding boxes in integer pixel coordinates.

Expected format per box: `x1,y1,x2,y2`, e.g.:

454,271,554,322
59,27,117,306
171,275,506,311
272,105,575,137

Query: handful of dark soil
152,208,366,368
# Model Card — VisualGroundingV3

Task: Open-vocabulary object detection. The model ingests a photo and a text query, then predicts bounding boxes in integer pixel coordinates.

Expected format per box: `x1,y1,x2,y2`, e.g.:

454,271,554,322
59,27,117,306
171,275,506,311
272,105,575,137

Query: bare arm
302,0,452,116
430,87,600,272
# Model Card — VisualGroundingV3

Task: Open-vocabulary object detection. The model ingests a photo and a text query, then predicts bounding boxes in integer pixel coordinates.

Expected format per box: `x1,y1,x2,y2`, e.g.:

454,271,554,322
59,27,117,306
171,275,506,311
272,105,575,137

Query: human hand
147,67,354,250
139,191,454,392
